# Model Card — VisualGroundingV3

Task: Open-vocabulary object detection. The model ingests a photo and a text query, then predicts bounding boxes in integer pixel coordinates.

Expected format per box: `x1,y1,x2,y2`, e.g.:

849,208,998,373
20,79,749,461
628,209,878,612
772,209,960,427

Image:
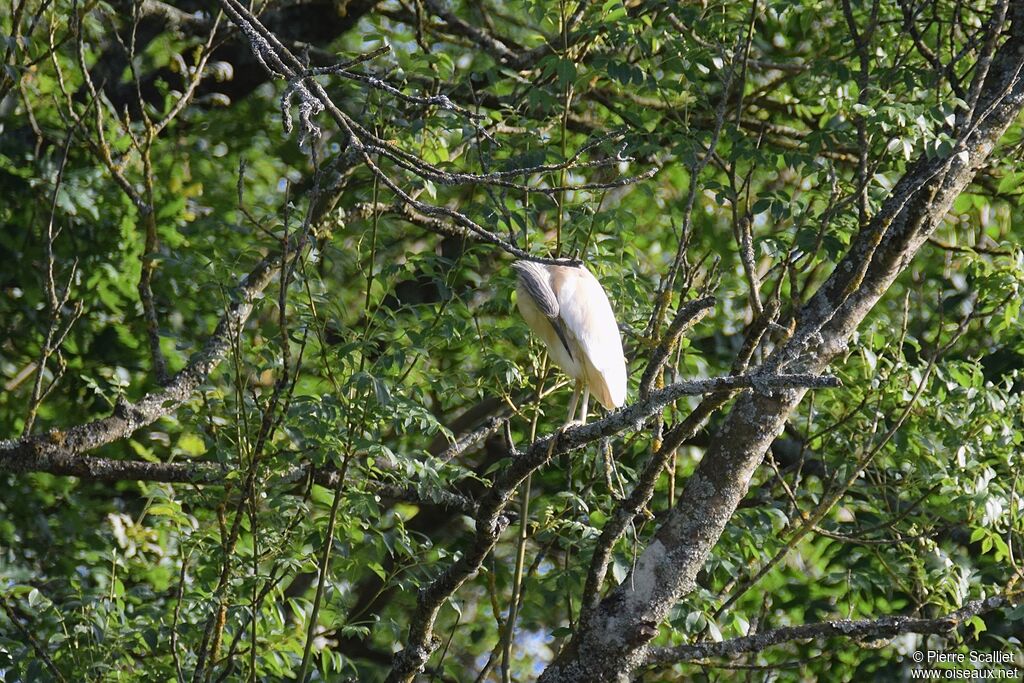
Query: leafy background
2,0,1023,680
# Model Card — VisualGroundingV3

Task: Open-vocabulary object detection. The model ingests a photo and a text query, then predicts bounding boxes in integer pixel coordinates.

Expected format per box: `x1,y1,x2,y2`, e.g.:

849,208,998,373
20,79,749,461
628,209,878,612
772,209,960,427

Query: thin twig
1,595,68,682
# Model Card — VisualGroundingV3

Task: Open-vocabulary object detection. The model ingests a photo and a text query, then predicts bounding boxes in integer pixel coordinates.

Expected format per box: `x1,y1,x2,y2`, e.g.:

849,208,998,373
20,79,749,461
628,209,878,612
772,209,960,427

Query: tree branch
638,296,717,398
645,596,1012,666
386,372,840,682
217,0,654,265
0,242,285,469
0,452,477,516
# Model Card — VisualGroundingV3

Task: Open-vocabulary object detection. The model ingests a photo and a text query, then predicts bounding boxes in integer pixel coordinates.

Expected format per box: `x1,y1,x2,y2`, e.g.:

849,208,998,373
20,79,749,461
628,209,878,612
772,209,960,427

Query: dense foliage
1,0,1022,681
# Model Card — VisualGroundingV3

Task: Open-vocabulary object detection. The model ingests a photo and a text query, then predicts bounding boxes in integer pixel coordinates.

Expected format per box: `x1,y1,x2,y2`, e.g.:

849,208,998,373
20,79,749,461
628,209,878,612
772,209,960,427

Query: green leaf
555,58,577,87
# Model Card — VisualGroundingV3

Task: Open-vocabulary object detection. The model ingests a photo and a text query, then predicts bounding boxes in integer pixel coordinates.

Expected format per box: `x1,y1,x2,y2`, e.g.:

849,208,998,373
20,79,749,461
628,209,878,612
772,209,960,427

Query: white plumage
512,260,627,423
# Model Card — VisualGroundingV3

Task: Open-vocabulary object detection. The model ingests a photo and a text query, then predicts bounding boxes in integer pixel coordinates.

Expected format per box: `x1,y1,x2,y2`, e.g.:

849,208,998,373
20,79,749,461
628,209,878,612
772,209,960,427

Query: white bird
512,260,627,424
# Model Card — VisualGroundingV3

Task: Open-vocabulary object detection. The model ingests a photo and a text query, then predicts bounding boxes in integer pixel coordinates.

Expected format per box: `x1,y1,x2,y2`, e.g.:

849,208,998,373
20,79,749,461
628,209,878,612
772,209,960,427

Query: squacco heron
512,260,627,424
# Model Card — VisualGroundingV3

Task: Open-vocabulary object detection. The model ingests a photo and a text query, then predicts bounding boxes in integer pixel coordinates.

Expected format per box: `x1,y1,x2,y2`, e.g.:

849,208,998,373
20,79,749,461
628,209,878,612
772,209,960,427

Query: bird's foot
545,420,583,459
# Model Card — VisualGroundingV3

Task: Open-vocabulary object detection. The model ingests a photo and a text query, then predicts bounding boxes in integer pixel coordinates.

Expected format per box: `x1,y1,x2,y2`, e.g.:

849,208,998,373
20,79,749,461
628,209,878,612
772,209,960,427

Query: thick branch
0,453,476,515
645,596,1011,666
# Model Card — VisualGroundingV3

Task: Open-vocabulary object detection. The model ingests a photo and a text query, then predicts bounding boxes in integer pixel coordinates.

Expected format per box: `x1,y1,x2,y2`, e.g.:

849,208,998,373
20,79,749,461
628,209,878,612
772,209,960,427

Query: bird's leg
578,386,590,425
564,380,583,428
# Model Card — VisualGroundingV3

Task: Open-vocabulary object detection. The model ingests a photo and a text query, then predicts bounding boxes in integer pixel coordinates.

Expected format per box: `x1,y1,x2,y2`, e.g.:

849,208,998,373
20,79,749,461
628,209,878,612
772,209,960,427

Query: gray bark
645,596,1009,665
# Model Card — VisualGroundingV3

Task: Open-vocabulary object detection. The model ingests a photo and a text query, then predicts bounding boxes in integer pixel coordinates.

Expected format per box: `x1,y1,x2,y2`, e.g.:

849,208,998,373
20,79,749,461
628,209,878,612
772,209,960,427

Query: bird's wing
512,261,559,318
553,266,627,408
513,261,575,360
